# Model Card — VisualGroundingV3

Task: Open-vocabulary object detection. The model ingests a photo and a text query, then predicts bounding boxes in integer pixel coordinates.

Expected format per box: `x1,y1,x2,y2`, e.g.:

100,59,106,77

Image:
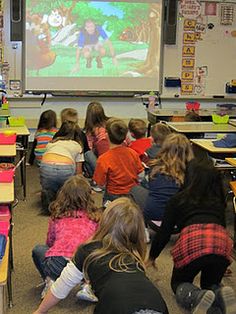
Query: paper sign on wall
205,2,217,16
182,58,195,69
183,32,195,43
182,71,194,81
181,83,194,94
184,19,196,31
182,46,195,57
179,0,201,19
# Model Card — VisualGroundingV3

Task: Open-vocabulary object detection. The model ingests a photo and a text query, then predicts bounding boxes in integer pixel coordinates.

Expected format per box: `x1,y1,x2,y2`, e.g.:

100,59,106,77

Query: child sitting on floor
130,133,194,223
84,101,110,157
33,197,169,314
145,122,172,161
28,110,58,166
40,121,85,214
32,175,101,299
128,118,152,158
93,118,144,204
60,107,90,153
149,159,236,314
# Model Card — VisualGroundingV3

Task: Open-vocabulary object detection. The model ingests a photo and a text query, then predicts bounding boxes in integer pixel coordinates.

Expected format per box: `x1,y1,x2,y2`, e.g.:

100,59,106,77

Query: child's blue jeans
32,244,68,281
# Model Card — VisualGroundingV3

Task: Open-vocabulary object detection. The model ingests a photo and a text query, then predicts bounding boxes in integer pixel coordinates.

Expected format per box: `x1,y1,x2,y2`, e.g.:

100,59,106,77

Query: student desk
0,109,10,118
229,119,236,127
0,184,14,204
0,239,10,313
167,122,236,137
0,126,30,149
0,188,14,309
0,126,30,199
191,139,236,154
191,139,236,164
226,158,236,167
147,108,236,124
0,145,16,157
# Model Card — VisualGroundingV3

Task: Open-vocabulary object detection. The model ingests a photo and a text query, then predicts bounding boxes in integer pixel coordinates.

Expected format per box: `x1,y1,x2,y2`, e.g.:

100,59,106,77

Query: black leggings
171,254,230,293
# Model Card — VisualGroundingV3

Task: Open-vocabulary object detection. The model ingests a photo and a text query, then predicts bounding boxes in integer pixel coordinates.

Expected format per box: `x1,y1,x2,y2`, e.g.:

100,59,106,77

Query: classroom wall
3,0,236,126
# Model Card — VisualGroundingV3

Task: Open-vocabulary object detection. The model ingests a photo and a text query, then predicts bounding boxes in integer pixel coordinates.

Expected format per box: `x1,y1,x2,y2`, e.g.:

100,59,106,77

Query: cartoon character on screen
26,13,56,73
72,19,117,73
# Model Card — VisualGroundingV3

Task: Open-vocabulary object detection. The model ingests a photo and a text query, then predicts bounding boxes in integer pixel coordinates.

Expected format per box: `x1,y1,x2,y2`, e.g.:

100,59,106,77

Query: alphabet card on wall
162,0,236,97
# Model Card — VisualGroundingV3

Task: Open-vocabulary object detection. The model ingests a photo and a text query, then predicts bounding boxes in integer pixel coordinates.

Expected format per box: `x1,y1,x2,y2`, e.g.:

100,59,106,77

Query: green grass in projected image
27,42,148,77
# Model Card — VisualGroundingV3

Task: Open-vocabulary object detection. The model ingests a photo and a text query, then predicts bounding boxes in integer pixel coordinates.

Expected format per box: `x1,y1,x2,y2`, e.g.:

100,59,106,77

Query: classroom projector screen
24,0,163,94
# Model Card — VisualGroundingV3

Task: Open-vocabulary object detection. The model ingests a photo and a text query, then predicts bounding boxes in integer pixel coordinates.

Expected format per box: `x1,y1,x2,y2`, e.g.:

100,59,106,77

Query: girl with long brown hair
84,101,110,157
32,175,101,299
33,197,169,314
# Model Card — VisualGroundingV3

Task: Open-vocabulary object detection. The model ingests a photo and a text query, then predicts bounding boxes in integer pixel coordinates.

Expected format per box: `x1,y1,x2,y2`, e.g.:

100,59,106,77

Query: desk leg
21,151,26,200
7,265,13,308
0,285,5,314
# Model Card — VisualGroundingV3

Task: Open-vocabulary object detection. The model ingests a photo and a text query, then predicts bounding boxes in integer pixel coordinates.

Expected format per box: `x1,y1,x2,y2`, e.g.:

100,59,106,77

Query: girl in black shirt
33,197,168,314
149,159,235,314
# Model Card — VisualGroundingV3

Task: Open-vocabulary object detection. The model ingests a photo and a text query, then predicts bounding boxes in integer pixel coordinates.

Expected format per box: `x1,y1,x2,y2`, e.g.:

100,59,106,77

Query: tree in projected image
25,1,161,78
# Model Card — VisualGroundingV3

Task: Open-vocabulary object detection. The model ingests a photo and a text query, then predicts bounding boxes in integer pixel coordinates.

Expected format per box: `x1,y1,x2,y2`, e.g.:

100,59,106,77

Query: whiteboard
162,1,236,98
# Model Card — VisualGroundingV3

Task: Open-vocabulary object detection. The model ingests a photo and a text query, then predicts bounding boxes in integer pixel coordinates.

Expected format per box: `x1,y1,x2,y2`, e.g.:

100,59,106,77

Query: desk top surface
226,158,236,166
0,109,10,117
0,144,16,156
0,239,9,285
0,182,14,203
0,125,30,136
229,119,236,127
191,139,236,153
167,122,236,133
148,108,236,117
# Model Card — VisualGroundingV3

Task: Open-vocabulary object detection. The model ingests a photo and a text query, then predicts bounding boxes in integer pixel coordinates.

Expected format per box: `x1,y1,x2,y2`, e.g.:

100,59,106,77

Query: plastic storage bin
212,114,229,124
0,133,16,145
8,116,25,127
0,169,15,183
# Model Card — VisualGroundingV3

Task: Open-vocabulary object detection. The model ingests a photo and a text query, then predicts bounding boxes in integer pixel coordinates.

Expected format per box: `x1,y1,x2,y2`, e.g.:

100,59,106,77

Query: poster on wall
10,80,21,91
205,2,217,16
179,0,201,19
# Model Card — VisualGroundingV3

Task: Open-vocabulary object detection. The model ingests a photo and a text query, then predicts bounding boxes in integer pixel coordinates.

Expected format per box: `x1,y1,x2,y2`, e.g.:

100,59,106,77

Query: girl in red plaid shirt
150,159,236,314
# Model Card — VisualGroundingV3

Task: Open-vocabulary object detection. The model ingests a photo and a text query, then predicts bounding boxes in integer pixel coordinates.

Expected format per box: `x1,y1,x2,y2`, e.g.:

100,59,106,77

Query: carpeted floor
7,165,236,314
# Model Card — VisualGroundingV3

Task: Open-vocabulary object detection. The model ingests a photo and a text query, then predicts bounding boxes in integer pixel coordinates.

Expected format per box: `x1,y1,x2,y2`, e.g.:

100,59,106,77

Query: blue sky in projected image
90,2,124,18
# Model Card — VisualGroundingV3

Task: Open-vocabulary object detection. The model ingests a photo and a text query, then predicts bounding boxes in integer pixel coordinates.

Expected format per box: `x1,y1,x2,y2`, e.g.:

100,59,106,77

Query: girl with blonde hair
131,133,194,222
33,197,169,314
32,175,100,299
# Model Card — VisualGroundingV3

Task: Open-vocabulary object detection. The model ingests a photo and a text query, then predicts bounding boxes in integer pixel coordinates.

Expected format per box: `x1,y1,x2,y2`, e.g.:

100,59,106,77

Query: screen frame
22,0,164,96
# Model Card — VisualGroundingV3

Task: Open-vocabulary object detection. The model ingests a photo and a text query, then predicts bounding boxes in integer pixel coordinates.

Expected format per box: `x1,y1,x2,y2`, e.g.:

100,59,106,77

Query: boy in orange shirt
93,118,144,203
128,118,152,158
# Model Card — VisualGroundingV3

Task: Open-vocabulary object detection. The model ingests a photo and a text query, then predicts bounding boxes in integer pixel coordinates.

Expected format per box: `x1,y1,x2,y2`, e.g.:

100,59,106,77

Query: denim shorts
40,162,76,193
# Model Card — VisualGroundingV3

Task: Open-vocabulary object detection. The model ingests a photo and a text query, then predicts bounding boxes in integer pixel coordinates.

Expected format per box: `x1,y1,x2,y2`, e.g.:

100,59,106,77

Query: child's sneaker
103,200,111,208
90,181,103,193
76,283,98,302
218,286,236,314
41,277,54,299
192,290,215,314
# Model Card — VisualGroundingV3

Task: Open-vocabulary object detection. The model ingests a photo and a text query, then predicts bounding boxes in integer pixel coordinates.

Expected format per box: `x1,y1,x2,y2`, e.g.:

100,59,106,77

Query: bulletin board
162,0,236,98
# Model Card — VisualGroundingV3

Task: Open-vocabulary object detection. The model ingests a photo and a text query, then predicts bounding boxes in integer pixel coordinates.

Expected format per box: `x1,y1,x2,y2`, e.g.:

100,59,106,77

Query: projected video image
25,0,161,78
